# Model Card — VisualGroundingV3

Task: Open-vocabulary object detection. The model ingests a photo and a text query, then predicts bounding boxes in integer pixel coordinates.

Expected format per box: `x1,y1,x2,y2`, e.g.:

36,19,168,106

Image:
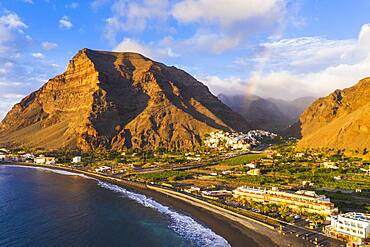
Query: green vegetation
132,171,193,183
221,153,265,165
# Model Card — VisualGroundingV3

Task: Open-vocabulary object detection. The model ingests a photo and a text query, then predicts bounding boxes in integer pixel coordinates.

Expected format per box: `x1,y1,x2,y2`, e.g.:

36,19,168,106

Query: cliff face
297,77,370,151
0,49,250,151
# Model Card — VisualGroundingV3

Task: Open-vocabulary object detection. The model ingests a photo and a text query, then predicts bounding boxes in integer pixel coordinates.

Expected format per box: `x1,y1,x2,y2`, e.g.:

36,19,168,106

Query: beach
1,163,312,247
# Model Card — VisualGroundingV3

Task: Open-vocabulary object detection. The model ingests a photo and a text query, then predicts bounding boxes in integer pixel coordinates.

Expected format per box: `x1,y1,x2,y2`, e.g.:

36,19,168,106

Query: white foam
98,181,230,247
4,165,93,180
4,165,230,247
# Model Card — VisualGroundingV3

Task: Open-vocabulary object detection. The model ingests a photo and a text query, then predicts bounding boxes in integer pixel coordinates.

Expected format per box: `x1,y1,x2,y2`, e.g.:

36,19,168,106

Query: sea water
0,165,230,247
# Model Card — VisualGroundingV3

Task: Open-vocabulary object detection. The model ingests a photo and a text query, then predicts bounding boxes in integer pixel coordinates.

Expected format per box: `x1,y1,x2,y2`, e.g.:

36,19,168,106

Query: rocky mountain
297,77,370,152
218,94,314,134
268,97,315,121
0,48,250,151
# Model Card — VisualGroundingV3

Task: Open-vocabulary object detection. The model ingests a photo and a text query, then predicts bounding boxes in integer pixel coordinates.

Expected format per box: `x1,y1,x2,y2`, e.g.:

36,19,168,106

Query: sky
1,0,370,120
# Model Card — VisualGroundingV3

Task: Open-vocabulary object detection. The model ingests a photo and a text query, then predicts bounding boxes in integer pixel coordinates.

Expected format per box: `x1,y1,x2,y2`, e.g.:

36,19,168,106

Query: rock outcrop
0,48,250,151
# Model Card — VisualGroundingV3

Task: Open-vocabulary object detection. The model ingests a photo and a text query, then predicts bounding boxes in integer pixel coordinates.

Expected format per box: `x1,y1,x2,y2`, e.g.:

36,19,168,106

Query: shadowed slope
0,49,250,150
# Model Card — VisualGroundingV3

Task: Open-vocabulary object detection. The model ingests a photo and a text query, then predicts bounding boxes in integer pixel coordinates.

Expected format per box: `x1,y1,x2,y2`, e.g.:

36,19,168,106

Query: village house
72,156,82,163
95,166,111,173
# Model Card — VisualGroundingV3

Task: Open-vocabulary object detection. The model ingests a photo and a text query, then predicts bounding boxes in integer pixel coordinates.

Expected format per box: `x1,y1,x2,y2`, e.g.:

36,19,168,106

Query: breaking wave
98,181,230,247
5,165,93,179
5,165,230,247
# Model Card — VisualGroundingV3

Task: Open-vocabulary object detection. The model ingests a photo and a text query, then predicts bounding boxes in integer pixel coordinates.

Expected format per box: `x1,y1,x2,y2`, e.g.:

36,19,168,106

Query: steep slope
218,94,313,134
268,97,316,121
297,77,370,151
218,94,289,133
0,48,250,151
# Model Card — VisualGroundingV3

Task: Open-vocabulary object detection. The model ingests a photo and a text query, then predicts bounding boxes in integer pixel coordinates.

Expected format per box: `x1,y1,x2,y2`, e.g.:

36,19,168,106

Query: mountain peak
0,49,249,151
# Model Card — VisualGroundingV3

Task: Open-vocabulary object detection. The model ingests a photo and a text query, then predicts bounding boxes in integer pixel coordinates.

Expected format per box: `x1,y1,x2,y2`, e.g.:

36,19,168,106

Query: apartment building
233,186,338,217
326,212,370,246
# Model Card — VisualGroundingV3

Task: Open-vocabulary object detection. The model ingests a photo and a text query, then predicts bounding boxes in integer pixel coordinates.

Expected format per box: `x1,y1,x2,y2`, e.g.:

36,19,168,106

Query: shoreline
0,163,310,247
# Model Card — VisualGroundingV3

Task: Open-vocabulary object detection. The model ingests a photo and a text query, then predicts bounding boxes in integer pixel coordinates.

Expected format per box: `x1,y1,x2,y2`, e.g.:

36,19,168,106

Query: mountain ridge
0,48,250,151
297,77,370,152
218,94,314,134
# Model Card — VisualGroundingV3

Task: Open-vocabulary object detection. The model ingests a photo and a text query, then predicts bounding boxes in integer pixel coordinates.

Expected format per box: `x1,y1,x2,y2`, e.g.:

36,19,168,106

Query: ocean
0,165,230,247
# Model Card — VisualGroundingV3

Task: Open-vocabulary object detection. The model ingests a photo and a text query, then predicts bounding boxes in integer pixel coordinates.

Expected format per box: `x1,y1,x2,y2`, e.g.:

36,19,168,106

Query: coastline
0,163,310,247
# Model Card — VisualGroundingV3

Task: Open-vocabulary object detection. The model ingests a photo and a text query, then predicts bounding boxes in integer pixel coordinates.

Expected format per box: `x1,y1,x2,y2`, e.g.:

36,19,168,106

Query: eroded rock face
298,77,370,151
0,48,250,151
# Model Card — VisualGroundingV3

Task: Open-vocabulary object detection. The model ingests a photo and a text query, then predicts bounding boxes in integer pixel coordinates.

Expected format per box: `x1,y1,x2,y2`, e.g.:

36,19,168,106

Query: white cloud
171,0,285,54
0,93,25,120
91,0,110,10
239,23,370,99
201,75,247,95
0,13,60,121
0,62,14,76
23,0,34,3
199,24,370,100
172,0,283,27
113,38,178,59
59,16,73,29
0,12,30,54
31,52,45,59
114,38,153,57
183,31,242,53
255,37,359,73
0,13,28,29
41,41,58,50
104,0,169,43
101,0,287,54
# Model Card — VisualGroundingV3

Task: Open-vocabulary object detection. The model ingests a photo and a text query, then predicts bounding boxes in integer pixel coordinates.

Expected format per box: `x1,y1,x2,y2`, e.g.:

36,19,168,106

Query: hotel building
233,186,338,217
326,212,370,246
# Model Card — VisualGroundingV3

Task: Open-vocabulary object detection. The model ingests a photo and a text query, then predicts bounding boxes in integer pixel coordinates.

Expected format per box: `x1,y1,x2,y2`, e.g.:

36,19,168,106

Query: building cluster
203,130,277,150
203,131,251,150
0,149,35,163
233,186,338,217
326,212,370,246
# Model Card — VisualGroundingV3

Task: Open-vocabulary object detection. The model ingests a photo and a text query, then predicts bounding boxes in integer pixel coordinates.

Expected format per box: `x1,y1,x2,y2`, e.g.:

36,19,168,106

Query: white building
233,186,338,217
202,190,232,197
247,168,261,176
72,156,81,163
203,131,250,150
245,163,257,169
323,162,339,169
327,212,370,246
34,156,56,165
95,166,111,173
204,130,276,151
